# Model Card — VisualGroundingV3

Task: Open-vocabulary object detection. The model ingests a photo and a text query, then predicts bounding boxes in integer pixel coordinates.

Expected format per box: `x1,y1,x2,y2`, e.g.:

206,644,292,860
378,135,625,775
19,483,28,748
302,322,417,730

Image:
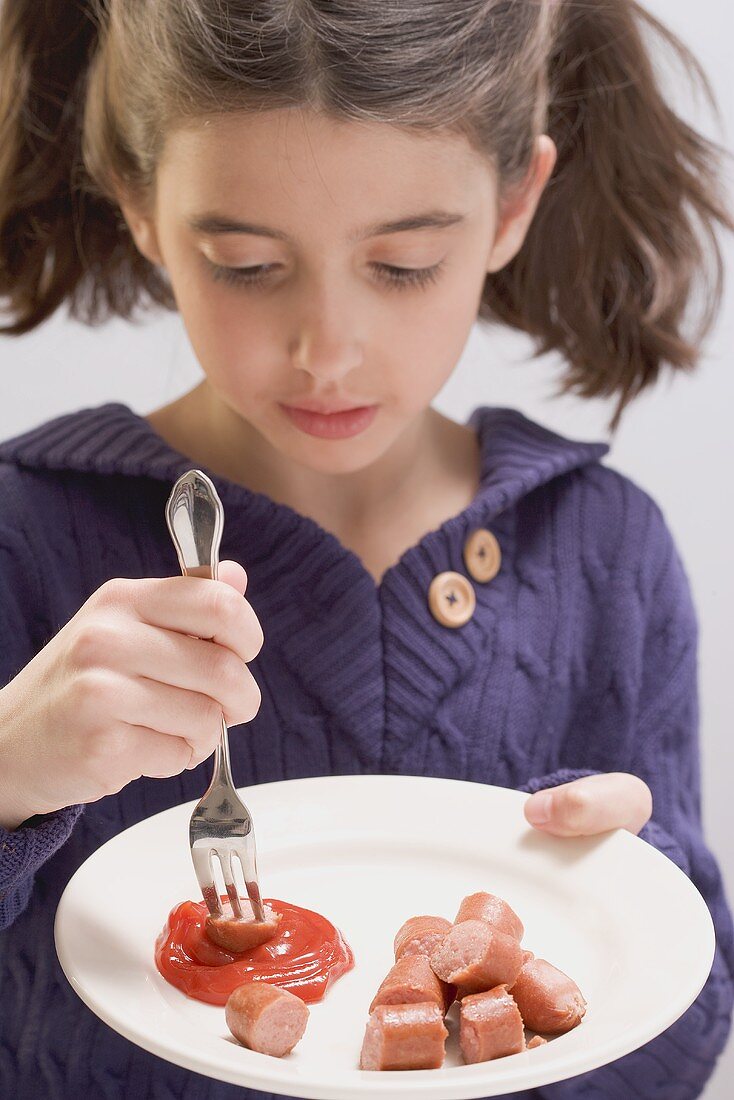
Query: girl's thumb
217,559,248,594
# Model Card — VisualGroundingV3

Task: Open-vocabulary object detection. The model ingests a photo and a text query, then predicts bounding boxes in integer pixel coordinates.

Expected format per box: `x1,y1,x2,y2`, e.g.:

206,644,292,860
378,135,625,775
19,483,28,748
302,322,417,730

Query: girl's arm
0,468,84,928
519,502,733,1098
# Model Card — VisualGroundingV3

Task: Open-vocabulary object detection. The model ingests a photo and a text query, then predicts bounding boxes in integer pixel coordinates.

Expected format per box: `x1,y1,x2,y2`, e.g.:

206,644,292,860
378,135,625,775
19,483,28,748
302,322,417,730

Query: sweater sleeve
0,466,84,929
517,501,734,1098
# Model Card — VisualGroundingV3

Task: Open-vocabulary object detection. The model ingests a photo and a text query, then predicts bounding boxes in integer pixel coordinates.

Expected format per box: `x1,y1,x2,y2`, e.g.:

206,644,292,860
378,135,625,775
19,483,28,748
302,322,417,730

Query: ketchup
154,897,354,1006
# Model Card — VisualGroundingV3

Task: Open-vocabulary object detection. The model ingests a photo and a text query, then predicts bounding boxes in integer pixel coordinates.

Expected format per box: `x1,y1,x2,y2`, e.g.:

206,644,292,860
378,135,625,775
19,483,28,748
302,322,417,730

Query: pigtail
0,0,165,335
483,0,734,431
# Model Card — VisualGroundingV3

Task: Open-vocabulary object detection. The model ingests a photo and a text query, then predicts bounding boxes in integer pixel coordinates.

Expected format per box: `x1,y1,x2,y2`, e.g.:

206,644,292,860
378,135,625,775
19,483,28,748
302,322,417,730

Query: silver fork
165,468,266,923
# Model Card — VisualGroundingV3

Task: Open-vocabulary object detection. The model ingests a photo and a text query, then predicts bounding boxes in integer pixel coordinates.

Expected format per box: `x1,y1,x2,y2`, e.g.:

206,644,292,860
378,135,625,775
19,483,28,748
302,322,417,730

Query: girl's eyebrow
186,209,467,242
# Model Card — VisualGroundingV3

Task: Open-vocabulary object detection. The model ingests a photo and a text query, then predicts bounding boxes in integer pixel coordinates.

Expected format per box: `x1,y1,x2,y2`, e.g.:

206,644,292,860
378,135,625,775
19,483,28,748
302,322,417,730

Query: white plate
55,774,714,1098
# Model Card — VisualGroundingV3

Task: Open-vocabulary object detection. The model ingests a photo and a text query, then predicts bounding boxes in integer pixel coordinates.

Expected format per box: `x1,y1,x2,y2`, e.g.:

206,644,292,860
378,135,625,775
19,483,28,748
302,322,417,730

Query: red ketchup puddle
155,897,354,1006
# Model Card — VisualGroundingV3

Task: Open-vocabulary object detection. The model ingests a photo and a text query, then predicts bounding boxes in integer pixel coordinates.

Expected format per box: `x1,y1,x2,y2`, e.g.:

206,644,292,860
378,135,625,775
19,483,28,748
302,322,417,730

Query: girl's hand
524,772,653,837
0,560,263,830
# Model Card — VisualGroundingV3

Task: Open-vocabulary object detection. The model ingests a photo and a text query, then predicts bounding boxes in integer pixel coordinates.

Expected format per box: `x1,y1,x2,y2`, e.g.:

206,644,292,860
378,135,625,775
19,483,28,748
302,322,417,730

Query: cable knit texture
0,401,731,1100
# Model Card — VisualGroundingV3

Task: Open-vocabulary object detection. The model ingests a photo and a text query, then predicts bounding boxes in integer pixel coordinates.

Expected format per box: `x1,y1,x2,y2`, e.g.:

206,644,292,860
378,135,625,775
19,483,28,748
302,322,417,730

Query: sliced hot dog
369,953,453,1015
454,892,524,942
205,901,281,952
509,957,586,1034
393,915,452,960
454,949,534,1000
225,982,309,1056
430,919,524,993
459,985,526,1063
360,1002,449,1070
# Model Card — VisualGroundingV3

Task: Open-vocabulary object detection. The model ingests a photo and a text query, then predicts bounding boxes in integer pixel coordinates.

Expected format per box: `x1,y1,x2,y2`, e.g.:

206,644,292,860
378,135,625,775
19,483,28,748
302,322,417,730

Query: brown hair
0,0,731,429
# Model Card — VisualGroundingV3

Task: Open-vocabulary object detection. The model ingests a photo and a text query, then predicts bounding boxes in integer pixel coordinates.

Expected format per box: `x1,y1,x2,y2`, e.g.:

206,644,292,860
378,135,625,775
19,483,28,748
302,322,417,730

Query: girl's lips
280,403,378,439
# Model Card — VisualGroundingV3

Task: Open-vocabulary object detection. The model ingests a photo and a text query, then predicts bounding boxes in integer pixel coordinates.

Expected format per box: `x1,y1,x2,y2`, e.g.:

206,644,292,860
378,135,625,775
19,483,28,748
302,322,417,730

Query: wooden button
428,571,476,628
463,528,502,583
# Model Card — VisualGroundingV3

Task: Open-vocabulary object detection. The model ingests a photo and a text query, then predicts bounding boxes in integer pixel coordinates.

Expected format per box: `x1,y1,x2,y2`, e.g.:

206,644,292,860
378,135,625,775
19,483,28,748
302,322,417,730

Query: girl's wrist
0,756,35,830
0,808,30,832
0,686,37,831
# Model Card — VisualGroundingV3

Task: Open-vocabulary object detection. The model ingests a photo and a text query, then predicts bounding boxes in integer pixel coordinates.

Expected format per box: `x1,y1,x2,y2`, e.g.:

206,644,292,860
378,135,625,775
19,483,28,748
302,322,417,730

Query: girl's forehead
157,108,494,231
165,106,479,165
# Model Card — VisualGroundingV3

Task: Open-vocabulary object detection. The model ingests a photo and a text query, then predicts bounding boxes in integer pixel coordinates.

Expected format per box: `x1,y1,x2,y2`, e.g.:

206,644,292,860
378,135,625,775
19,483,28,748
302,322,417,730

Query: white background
0,0,731,1094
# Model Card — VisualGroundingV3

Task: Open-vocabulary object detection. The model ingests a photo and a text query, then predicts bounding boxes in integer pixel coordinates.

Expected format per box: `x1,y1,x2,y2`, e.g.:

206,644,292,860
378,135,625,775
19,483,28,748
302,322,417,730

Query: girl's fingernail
526,791,553,825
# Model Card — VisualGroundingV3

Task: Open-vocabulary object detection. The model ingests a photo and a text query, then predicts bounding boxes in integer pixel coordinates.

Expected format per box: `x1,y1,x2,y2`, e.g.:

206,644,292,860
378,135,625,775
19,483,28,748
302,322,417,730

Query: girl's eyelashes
206,259,445,291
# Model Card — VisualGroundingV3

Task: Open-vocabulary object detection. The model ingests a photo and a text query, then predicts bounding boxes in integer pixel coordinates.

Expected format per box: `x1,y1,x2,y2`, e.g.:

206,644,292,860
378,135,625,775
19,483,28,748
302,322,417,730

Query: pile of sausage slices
222,889,586,1070
360,890,586,1069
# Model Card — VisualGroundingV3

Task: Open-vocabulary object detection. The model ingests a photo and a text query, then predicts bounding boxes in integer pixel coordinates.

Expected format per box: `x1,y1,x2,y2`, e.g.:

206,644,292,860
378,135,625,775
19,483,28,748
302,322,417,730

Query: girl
0,1,731,1097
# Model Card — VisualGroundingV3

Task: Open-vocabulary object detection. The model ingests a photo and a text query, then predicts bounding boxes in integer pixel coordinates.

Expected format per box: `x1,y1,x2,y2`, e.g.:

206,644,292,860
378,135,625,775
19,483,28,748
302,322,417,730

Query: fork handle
165,469,236,791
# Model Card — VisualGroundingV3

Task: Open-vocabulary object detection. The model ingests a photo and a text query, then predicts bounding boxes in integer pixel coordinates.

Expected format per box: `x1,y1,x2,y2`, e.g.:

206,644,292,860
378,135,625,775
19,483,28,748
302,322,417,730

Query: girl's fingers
96,621,262,725
112,670,256,752
88,724,195,792
524,772,653,837
97,568,263,666
217,559,249,594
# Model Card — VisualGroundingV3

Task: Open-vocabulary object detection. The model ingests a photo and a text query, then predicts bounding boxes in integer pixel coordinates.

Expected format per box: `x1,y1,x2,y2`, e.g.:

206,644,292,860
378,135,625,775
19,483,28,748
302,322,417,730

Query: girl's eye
371,262,445,290
208,260,445,291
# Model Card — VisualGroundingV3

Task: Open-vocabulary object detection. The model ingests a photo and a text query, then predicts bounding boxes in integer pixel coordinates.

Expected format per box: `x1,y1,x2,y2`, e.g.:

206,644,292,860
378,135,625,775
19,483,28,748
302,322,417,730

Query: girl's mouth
279,403,379,439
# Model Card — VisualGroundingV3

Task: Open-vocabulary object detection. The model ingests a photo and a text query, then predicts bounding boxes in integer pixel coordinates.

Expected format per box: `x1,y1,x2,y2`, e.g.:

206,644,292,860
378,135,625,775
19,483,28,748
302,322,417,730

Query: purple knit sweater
0,401,731,1100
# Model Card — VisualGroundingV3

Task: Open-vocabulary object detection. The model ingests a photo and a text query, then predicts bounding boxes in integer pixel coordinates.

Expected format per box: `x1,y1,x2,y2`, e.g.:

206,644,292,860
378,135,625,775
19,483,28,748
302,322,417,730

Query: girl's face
120,108,554,474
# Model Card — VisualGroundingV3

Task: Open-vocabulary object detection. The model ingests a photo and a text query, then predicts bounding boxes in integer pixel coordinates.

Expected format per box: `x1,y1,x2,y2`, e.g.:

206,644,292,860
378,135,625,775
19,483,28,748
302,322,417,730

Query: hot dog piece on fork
205,899,282,952
393,915,452,960
430,919,525,993
360,1002,449,1070
510,958,587,1034
225,982,309,1056
459,985,526,1063
454,892,524,942
369,953,454,1015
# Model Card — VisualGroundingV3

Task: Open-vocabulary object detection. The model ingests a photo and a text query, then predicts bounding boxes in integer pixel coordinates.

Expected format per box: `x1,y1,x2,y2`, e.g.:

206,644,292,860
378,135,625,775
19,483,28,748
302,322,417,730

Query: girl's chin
276,425,386,476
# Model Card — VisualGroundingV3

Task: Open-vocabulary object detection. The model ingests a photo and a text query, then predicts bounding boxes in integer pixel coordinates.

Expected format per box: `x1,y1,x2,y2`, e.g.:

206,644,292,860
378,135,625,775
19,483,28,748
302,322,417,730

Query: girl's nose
289,277,365,382
290,330,364,383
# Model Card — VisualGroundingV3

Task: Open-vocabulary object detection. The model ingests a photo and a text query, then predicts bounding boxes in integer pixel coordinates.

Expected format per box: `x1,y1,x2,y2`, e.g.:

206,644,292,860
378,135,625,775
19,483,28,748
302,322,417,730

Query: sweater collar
0,400,609,523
